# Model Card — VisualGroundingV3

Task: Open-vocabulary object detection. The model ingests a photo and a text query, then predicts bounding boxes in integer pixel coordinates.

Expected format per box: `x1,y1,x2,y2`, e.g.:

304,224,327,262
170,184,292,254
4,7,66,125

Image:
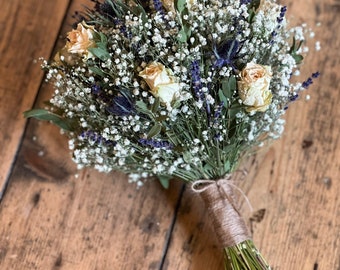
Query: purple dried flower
138,138,173,149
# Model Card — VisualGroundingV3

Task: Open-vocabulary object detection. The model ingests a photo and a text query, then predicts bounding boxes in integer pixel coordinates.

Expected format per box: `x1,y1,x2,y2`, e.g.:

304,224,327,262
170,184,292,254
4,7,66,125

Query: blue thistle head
91,83,101,95
240,0,252,5
107,90,136,117
214,39,243,69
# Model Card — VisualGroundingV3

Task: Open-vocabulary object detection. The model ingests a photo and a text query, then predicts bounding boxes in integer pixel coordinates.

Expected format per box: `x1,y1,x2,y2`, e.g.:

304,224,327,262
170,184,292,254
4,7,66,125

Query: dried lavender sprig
302,71,320,89
191,60,204,100
138,138,173,149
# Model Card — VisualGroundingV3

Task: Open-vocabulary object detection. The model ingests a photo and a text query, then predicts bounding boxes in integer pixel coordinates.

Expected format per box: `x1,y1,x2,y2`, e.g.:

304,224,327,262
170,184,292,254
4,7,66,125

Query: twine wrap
192,179,251,248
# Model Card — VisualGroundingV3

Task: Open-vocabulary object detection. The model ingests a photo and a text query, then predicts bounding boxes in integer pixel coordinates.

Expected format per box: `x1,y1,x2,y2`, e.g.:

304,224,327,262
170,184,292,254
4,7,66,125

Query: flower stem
223,240,271,270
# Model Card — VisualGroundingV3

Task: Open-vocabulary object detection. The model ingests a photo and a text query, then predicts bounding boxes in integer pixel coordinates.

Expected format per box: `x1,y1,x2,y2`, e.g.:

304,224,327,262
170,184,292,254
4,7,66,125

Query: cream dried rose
139,62,181,104
238,62,273,112
157,83,181,104
161,0,175,13
65,22,96,58
186,0,197,10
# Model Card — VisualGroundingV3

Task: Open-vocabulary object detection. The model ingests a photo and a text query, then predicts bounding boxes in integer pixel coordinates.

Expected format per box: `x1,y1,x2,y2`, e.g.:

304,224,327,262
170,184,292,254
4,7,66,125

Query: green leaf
89,66,106,77
203,163,213,170
171,99,182,109
289,37,297,53
218,89,228,106
99,32,108,44
158,175,171,189
108,0,130,18
151,97,160,113
147,123,162,138
228,76,237,91
221,79,230,96
23,109,73,131
224,160,231,173
228,102,242,120
136,100,152,116
289,37,304,64
183,151,192,163
96,42,107,50
131,4,147,24
175,0,186,13
293,54,304,64
203,163,215,175
184,24,191,39
166,130,180,145
177,28,188,43
247,9,256,23
136,100,148,111
88,47,110,61
222,76,237,102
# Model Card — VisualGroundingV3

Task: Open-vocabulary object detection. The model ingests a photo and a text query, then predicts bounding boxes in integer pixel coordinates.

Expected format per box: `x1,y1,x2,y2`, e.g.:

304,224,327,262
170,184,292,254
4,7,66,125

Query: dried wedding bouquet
25,0,319,268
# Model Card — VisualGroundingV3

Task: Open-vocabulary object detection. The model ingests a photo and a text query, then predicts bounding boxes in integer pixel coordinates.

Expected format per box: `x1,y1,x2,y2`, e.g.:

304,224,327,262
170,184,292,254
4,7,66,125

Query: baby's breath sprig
24,0,319,268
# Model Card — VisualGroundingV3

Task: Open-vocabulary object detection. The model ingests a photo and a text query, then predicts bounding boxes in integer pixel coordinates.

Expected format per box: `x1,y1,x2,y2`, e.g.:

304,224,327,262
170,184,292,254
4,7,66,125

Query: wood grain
0,0,339,269
0,1,183,269
0,0,70,196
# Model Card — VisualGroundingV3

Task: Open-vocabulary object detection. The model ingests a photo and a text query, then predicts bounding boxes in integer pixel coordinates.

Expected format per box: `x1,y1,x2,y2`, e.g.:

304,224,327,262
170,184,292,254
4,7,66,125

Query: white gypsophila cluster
34,0,317,184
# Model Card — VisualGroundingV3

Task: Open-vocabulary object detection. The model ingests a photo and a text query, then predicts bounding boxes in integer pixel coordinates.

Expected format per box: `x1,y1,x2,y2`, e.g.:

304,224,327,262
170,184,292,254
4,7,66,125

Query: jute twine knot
192,177,252,247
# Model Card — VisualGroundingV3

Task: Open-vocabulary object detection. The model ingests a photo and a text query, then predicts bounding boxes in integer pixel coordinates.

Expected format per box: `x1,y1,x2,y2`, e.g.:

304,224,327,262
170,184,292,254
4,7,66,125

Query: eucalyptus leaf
23,109,73,131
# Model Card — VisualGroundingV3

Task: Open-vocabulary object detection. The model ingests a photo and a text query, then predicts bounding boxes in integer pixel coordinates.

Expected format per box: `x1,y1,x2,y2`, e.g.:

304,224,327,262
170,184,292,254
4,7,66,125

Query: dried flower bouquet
25,0,319,268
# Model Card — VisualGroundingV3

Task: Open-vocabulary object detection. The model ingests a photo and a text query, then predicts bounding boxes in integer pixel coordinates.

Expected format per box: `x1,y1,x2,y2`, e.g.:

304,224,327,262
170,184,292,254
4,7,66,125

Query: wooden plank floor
0,0,339,269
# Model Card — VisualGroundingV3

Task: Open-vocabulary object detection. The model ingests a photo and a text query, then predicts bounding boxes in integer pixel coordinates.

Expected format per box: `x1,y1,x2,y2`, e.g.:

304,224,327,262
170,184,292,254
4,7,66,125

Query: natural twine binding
192,179,251,248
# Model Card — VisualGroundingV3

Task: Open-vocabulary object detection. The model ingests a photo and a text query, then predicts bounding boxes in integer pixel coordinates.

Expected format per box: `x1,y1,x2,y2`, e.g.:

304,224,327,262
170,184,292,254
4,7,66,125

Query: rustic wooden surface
0,0,339,269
